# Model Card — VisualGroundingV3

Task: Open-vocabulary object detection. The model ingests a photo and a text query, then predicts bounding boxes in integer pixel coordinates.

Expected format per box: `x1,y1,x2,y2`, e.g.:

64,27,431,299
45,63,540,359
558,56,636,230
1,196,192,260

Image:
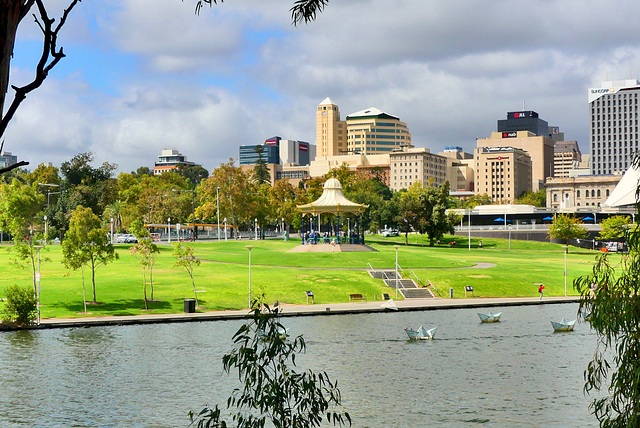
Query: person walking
538,283,545,300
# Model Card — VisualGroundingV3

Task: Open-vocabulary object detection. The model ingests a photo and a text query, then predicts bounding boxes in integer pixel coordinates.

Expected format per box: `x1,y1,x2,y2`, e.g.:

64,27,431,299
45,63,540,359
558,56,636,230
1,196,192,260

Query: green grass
0,235,616,320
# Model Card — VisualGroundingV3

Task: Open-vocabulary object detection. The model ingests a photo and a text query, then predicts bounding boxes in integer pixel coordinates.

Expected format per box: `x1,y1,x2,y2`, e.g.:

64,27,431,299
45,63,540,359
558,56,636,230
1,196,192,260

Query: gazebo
293,178,370,252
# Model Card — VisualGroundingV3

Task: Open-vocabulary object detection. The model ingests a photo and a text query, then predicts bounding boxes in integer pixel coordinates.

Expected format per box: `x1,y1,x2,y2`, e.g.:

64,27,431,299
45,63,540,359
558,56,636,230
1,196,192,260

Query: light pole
35,245,43,324
562,245,569,297
468,208,471,251
393,245,400,299
110,217,114,245
37,183,59,207
168,218,171,243
43,215,48,244
246,245,254,308
173,189,196,241
224,218,228,241
254,218,258,240
216,187,221,242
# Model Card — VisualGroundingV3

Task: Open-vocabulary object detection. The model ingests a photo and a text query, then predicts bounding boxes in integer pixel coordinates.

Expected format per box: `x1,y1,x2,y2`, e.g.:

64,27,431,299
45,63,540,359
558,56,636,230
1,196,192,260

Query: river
0,303,599,427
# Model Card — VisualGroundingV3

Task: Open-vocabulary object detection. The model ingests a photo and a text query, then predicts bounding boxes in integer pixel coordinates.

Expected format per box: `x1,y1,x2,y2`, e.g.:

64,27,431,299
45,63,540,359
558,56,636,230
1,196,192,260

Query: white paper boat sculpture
380,299,398,311
258,326,289,341
404,326,437,340
477,311,502,323
551,318,576,332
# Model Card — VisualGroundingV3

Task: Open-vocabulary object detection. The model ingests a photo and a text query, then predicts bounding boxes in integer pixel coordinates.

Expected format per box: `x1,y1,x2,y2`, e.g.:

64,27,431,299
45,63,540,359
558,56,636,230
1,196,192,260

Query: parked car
382,229,399,237
124,234,138,243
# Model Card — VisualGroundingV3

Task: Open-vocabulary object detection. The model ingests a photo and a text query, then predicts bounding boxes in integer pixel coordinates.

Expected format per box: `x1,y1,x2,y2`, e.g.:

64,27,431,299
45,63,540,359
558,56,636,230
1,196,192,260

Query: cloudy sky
6,0,640,174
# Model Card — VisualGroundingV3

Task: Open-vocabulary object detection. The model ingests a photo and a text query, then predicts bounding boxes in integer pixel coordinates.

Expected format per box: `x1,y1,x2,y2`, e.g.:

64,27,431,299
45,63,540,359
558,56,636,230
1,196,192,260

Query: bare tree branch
0,0,81,140
0,160,29,174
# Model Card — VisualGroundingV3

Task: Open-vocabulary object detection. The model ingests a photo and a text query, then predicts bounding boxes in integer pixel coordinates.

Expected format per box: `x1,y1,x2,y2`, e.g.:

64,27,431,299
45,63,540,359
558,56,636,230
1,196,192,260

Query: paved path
29,296,581,330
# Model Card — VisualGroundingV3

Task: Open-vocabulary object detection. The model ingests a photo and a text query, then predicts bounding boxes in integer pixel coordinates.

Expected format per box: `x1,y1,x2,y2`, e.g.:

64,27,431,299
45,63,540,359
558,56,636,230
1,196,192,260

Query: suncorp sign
588,86,624,103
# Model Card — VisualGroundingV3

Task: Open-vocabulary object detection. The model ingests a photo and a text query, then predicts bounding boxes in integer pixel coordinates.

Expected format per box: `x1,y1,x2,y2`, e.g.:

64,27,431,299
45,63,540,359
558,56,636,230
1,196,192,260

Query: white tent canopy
297,178,368,215
603,165,640,208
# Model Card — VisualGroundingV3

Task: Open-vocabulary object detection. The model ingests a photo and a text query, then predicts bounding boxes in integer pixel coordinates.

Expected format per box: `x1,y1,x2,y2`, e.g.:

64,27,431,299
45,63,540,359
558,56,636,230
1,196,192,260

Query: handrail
367,262,374,271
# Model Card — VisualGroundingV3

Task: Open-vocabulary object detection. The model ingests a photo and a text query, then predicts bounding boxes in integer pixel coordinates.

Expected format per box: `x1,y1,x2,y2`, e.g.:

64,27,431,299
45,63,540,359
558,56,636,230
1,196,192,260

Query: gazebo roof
297,178,368,215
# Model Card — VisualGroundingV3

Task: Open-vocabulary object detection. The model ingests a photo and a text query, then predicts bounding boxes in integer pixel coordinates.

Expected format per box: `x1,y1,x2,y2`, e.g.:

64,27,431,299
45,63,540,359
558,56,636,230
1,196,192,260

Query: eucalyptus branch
0,0,81,140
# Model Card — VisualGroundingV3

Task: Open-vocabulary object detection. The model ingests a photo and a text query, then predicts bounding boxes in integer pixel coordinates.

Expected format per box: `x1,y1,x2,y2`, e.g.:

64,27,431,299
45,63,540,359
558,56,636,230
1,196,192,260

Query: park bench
349,293,367,302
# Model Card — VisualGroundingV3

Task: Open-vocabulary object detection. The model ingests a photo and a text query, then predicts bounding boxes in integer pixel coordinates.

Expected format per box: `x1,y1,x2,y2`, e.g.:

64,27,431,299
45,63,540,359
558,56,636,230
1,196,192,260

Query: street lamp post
224,218,228,241
172,189,196,241
468,208,471,251
110,217,114,245
216,187,221,242
168,218,171,243
37,183,59,207
35,245,43,324
246,245,254,308
393,245,400,299
562,245,569,297
43,215,48,244
254,218,258,240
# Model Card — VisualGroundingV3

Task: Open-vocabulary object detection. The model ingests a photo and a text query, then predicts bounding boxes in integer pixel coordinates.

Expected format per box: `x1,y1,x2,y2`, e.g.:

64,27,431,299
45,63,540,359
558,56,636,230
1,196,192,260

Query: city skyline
5,0,640,173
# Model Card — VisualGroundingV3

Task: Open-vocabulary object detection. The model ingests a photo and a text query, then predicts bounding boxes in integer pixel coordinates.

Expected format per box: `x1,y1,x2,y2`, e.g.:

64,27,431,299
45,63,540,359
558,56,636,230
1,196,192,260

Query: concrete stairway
368,269,435,298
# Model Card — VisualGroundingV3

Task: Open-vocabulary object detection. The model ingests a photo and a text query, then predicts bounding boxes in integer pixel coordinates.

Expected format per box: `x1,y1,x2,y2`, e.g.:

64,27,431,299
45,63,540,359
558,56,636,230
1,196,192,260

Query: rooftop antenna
522,100,526,111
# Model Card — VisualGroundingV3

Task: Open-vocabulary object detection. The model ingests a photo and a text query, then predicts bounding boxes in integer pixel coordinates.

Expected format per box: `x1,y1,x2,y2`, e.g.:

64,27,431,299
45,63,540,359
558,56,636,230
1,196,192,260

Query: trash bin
184,298,196,313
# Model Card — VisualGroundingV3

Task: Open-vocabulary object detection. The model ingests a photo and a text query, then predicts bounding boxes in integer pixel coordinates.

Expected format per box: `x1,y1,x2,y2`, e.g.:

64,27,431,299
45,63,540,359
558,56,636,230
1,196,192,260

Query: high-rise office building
153,149,196,175
345,107,411,154
497,111,549,137
315,98,411,156
589,79,640,175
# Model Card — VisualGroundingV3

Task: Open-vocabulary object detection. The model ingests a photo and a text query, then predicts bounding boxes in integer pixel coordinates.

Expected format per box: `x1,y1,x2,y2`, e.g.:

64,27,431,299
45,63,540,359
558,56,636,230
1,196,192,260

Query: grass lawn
0,235,615,319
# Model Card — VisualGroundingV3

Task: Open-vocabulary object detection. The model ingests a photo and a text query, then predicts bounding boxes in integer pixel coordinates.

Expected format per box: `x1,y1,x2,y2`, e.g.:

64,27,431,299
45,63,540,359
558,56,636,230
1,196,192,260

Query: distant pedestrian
478,240,482,249
538,284,545,300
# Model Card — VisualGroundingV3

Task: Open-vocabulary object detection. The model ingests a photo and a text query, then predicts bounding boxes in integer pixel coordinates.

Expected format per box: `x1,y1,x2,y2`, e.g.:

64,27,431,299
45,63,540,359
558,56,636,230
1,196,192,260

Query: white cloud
8,0,640,176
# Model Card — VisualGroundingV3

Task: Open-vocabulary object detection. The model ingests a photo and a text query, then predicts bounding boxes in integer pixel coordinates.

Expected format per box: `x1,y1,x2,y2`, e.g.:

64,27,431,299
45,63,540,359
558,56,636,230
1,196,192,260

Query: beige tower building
316,97,347,157
476,130,554,190
389,147,447,191
474,146,532,203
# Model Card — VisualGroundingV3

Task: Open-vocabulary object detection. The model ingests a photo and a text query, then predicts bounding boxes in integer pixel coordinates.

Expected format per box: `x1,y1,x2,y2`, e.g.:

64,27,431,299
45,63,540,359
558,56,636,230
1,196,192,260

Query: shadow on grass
55,299,173,316
369,236,492,248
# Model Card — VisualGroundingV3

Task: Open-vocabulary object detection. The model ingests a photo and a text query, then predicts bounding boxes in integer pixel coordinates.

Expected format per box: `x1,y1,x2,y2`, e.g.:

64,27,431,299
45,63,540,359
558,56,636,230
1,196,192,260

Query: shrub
2,284,37,326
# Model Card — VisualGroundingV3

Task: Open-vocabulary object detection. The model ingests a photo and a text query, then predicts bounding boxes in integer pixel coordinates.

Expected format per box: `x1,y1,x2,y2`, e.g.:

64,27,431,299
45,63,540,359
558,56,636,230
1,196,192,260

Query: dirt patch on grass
467,274,490,279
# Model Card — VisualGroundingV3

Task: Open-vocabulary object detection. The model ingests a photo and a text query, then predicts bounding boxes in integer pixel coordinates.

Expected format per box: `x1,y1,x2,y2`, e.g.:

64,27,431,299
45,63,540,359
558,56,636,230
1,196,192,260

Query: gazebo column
336,212,340,243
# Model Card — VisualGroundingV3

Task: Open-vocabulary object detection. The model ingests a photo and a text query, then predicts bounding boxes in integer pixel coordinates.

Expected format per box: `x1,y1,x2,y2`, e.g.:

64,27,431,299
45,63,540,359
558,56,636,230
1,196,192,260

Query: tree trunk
149,260,154,301
91,260,97,303
0,0,25,118
142,266,148,310
191,276,199,308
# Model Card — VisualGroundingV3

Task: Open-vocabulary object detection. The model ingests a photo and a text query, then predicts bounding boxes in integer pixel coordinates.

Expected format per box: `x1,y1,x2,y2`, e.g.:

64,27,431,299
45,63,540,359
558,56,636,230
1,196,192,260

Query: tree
575,156,640,426
419,181,454,246
463,194,492,208
189,301,351,428
1,284,37,326
252,146,271,185
515,189,546,207
0,179,46,293
131,220,160,309
62,205,117,304
191,0,329,25
1,1,82,173
547,214,587,242
198,160,258,236
576,227,640,426
598,215,631,241
173,243,201,308
176,163,209,188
